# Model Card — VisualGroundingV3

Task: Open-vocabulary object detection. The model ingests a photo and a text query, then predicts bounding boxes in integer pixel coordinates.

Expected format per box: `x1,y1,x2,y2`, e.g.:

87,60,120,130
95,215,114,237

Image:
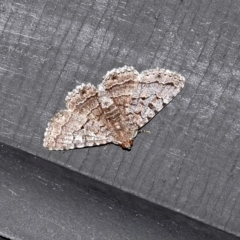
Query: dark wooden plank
0,142,239,240
0,0,240,237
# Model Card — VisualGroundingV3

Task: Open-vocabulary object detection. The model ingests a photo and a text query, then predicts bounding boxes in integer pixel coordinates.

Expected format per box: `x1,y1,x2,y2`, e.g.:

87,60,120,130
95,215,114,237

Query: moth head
121,139,134,150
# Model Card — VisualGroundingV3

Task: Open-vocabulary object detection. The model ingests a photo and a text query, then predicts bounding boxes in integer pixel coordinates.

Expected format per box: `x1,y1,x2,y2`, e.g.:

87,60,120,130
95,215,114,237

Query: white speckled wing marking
43,66,185,150
43,84,113,150
128,68,185,128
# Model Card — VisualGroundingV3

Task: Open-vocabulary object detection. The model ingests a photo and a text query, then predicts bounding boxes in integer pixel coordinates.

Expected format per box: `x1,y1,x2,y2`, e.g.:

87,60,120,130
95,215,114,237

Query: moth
43,66,185,150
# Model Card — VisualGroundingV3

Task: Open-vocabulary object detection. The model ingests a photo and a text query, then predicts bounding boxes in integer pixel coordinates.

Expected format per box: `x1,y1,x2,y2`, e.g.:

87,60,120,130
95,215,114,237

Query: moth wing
128,69,185,128
43,84,113,150
100,66,139,132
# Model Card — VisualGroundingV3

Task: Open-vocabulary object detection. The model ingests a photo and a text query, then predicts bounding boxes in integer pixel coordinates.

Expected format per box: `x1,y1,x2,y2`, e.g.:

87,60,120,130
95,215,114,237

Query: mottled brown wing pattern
128,69,185,128
43,84,113,150
43,66,185,150
101,66,139,132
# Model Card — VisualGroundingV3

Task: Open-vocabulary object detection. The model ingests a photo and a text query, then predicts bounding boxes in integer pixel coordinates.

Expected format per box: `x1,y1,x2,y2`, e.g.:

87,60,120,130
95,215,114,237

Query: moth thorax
121,139,134,149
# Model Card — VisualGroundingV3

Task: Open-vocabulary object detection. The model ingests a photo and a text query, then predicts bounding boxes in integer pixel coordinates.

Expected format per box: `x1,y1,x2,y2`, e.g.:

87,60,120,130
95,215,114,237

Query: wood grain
0,0,240,236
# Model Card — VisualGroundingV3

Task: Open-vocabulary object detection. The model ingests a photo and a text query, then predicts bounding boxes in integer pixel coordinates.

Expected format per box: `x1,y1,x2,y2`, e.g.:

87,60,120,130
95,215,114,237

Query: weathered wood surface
2,142,238,240
0,0,240,236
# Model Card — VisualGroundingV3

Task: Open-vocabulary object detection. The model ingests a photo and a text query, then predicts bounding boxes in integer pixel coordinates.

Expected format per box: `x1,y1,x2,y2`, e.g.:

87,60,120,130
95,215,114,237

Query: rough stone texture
0,0,240,237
